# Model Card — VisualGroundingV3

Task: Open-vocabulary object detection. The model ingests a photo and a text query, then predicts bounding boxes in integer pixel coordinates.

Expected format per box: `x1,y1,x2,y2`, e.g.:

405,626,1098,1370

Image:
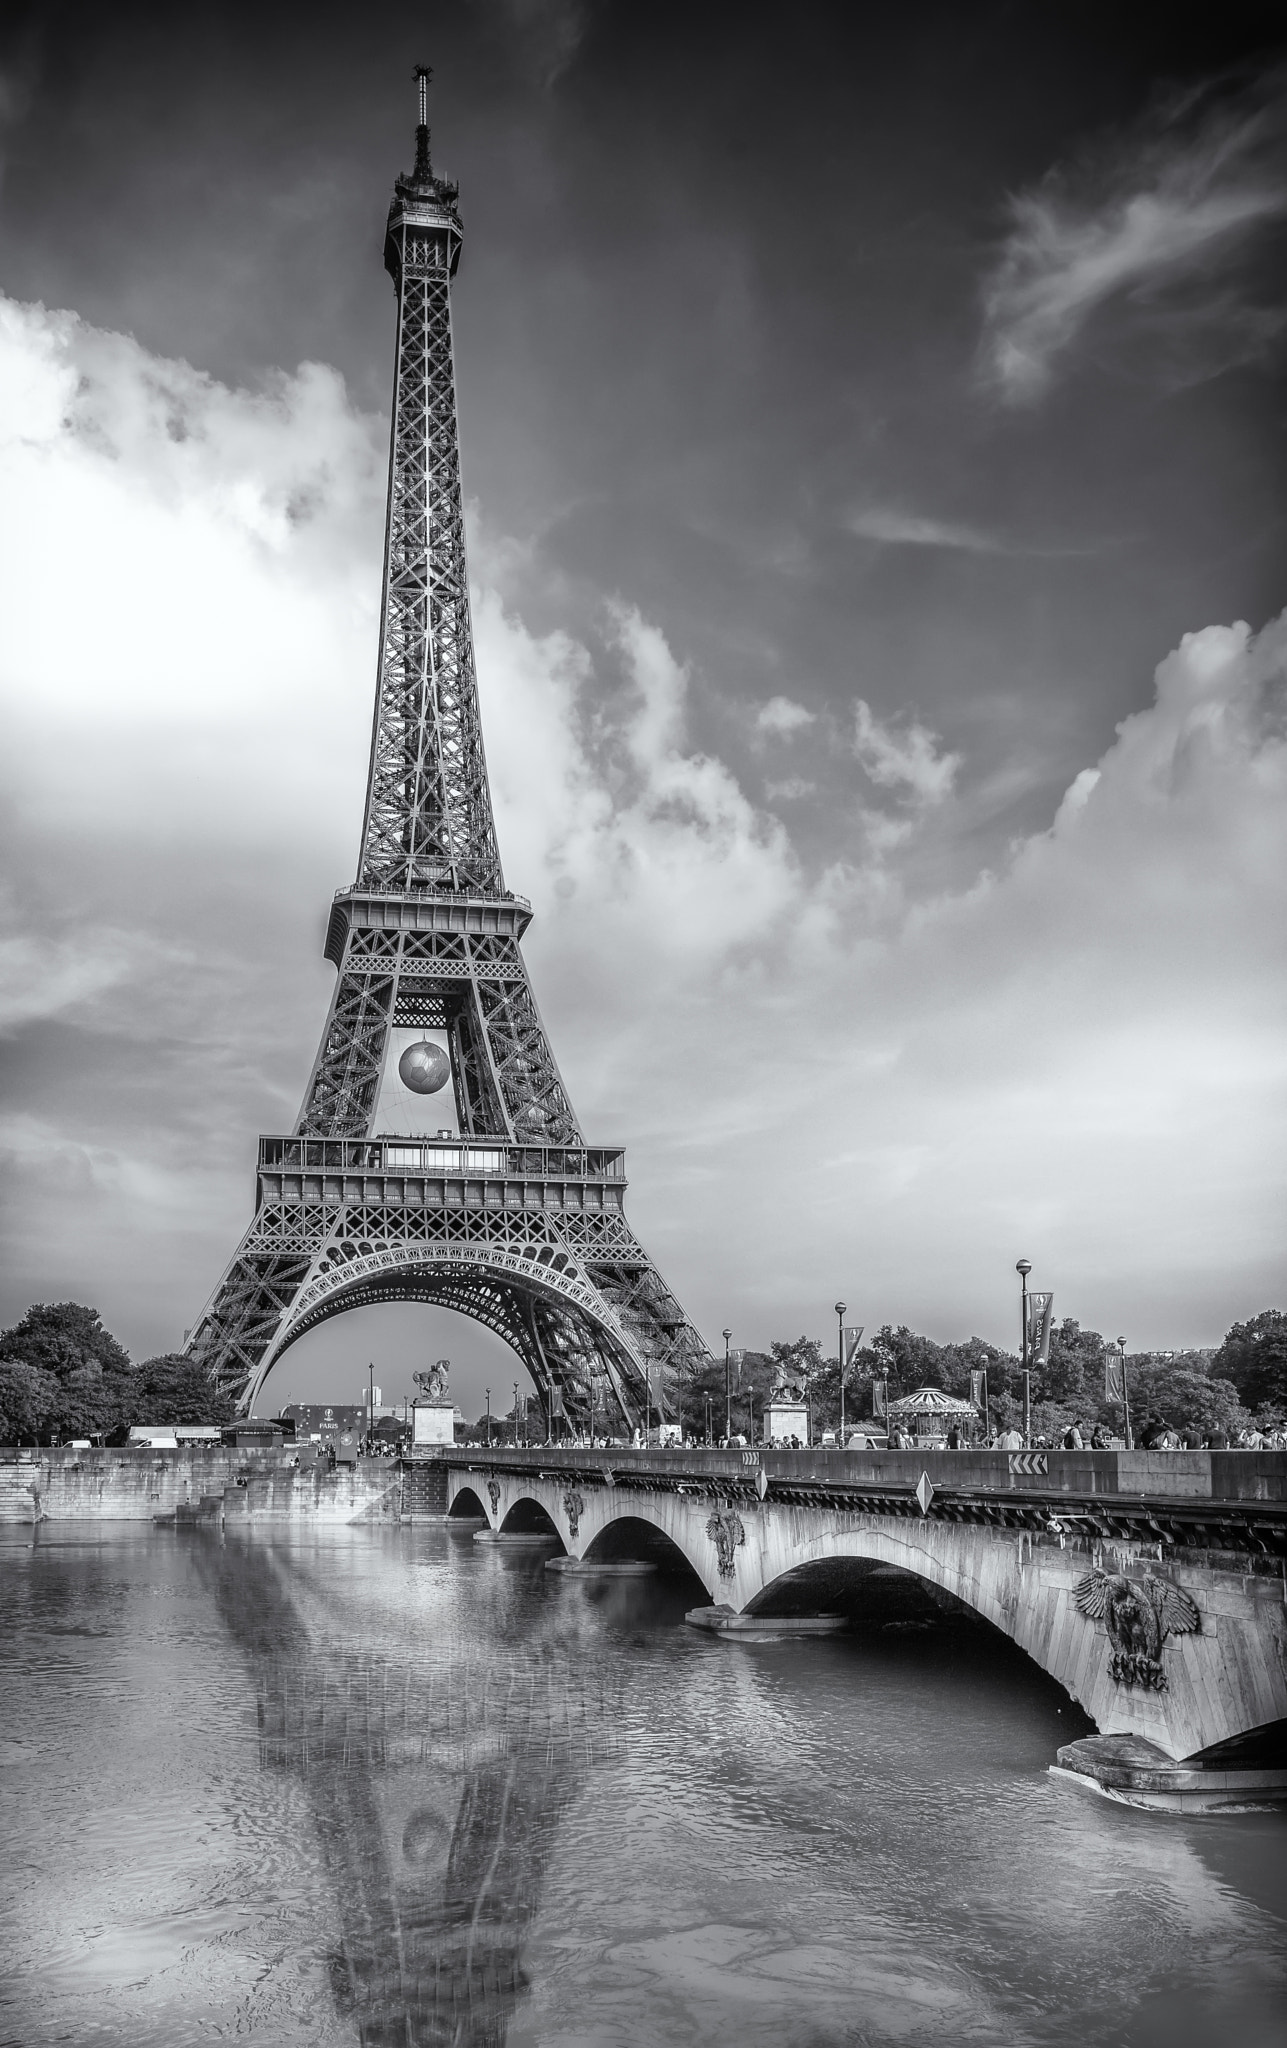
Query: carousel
885,1385,982,1447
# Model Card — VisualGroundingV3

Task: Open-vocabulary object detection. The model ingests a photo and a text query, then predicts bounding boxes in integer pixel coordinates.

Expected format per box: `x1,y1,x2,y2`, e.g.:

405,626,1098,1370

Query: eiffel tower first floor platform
186,1133,711,1425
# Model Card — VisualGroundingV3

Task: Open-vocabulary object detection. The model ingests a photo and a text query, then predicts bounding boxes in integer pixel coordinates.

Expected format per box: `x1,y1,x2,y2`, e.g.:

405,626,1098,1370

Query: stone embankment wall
0,1447,447,1525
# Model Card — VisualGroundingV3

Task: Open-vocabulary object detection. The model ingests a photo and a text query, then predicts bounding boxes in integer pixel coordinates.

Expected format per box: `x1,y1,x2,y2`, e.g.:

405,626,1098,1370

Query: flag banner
969,1368,987,1408
873,1379,888,1416
843,1325,865,1368
1026,1291,1054,1364
1104,1355,1126,1404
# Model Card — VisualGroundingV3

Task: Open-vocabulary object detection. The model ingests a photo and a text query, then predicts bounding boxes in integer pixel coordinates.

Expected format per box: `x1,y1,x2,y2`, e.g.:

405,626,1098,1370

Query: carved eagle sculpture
1073,1570,1200,1691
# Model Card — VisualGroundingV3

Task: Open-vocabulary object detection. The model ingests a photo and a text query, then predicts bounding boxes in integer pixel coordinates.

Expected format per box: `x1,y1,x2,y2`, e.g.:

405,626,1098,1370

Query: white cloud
0,292,1283,1367
980,86,1287,403
0,296,382,856
0,922,181,1033
853,699,960,804
755,695,815,737
848,508,1002,552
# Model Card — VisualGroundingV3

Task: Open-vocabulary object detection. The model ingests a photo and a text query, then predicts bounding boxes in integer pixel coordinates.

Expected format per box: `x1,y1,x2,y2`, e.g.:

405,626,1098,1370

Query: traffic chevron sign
1008,1452,1049,1476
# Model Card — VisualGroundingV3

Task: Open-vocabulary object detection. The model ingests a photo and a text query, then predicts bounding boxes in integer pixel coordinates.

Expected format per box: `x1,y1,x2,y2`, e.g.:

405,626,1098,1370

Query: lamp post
704,1391,712,1447
1118,1336,1133,1450
513,1381,519,1449
485,1386,491,1449
835,1300,847,1448
1016,1260,1032,1446
722,1328,733,1445
367,1360,375,1454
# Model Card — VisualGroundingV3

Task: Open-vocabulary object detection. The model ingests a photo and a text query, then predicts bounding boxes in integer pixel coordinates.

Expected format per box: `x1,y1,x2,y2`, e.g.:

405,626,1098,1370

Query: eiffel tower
187,70,710,1428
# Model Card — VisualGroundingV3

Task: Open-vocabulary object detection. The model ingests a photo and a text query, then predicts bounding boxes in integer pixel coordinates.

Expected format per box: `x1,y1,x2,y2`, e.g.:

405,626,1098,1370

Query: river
1,1522,1283,2048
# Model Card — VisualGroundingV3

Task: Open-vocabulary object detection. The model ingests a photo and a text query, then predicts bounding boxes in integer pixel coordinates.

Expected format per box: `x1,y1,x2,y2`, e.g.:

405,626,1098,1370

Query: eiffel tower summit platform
187,70,710,1427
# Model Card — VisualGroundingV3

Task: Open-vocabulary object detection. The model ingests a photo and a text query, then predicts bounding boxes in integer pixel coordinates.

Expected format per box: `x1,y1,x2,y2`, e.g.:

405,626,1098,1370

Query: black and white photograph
1,3,1285,2043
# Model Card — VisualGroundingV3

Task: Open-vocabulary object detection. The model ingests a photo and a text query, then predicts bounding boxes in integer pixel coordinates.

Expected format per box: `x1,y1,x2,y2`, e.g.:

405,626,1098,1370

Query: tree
1126,1359,1248,1441
1213,1310,1287,1416
0,1363,62,1442
869,1324,950,1395
0,1302,135,1440
128,1354,237,1428
1034,1319,1105,1411
679,1347,778,1440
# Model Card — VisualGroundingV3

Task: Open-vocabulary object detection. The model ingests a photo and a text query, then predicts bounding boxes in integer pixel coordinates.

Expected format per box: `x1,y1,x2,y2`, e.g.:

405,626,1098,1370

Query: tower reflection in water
198,1536,616,2046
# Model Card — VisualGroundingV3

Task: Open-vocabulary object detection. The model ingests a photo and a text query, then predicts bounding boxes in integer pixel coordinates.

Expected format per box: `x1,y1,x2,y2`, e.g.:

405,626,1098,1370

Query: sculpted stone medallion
1073,1570,1200,1691
706,1506,746,1581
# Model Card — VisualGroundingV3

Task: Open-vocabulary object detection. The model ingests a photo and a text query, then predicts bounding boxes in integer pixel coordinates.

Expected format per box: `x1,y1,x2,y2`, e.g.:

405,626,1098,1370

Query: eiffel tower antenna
186,71,712,1430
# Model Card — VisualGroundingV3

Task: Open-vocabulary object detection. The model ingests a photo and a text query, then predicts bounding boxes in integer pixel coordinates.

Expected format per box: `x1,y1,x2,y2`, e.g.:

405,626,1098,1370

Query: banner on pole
1104,1353,1127,1404
969,1368,987,1409
842,1325,865,1368
872,1379,888,1417
1026,1291,1054,1364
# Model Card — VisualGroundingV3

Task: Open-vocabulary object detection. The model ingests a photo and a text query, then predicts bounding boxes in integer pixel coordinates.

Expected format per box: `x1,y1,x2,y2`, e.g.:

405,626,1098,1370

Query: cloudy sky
1,1,1285,1415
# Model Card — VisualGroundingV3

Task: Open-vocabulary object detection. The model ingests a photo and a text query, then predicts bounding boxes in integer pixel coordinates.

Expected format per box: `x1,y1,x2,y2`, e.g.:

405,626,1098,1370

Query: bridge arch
749,1523,1017,1637
582,1513,707,1582
447,1484,487,1519
498,1496,562,1537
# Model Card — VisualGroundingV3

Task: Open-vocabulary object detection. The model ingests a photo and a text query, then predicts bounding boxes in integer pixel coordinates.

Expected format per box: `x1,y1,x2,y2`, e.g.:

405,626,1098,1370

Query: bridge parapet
440,1444,1287,1542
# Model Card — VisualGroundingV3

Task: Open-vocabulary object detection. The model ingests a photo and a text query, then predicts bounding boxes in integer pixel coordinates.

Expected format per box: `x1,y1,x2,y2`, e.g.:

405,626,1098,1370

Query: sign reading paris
185,71,709,1433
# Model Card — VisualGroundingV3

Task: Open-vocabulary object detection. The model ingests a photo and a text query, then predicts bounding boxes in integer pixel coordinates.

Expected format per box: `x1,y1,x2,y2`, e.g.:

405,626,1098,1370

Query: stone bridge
438,1443,1287,1807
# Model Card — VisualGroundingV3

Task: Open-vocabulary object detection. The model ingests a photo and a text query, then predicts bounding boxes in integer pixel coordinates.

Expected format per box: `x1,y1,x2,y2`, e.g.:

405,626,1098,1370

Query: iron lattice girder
187,113,711,1421
360,221,501,897
297,894,580,1146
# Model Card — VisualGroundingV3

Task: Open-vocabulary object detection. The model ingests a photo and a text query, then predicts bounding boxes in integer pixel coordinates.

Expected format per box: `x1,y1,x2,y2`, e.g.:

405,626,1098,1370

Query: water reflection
198,1535,617,2046
2,1526,1284,2048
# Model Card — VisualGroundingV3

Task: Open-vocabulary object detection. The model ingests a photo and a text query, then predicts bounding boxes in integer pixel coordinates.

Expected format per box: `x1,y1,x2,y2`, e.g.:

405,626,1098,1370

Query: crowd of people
884,1420,1286,1451
448,1421,1285,1453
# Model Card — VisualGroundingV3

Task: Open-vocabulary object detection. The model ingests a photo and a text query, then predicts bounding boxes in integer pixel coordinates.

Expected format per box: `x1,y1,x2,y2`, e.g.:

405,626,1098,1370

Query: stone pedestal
412,1402,455,1447
763,1401,809,1445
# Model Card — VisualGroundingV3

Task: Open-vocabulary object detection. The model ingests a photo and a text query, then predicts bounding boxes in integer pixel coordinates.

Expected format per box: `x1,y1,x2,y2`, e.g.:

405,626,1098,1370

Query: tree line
0,1303,236,1443
676,1315,1287,1444
1,1299,1284,1446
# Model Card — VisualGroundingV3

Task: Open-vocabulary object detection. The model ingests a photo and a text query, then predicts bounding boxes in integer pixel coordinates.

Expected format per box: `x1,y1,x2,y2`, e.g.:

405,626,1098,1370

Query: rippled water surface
1,1524,1283,2048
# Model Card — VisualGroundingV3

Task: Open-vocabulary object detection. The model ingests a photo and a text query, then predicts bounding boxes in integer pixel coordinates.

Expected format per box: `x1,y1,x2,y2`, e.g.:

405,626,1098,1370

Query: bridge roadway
436,1442,1287,1806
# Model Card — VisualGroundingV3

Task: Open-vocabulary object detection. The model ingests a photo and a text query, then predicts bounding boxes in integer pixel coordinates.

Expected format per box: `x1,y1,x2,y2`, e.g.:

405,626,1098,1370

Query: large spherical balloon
398,1039,451,1095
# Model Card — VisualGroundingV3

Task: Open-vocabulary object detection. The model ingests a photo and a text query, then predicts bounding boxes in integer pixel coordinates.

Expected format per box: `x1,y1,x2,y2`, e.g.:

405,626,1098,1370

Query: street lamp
367,1360,376,1454
513,1381,519,1449
1016,1260,1032,1447
723,1328,733,1445
485,1386,491,1449
835,1300,847,1448
1117,1336,1133,1450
